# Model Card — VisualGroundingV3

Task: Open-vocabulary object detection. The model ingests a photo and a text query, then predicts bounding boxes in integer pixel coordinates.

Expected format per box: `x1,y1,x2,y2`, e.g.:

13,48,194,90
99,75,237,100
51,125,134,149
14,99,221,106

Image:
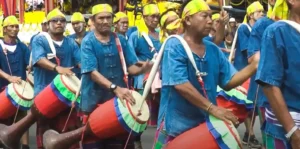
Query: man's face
163,15,179,35
212,19,220,30
186,11,213,36
72,21,85,33
115,17,129,34
4,25,19,38
251,10,264,21
144,13,160,29
48,17,66,35
229,22,236,28
93,12,113,34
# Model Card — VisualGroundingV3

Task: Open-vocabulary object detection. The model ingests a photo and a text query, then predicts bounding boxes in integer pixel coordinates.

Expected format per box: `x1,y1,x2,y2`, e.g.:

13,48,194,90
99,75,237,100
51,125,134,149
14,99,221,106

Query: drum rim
60,75,78,94
12,81,34,101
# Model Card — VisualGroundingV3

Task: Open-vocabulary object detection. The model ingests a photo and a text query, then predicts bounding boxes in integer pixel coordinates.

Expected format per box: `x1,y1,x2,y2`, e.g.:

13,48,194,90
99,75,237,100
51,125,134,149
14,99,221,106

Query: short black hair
159,9,177,27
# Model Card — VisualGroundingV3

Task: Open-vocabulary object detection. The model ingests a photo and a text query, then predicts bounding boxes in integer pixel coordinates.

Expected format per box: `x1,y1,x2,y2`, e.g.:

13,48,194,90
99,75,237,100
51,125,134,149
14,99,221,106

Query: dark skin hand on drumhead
113,87,136,106
208,105,239,125
8,76,22,84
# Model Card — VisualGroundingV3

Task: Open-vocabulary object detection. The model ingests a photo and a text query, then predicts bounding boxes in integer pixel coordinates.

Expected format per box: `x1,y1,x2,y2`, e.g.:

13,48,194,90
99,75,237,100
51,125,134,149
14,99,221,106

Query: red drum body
34,75,80,119
217,79,253,123
0,81,34,119
166,116,242,149
88,90,149,139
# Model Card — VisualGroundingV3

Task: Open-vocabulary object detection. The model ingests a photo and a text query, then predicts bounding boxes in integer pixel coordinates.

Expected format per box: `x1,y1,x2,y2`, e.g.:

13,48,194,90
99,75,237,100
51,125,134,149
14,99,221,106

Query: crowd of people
0,0,299,149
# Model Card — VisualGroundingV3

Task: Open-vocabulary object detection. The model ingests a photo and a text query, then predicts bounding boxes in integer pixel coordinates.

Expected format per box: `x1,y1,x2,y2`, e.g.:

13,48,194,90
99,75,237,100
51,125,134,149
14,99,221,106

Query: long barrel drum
0,74,81,149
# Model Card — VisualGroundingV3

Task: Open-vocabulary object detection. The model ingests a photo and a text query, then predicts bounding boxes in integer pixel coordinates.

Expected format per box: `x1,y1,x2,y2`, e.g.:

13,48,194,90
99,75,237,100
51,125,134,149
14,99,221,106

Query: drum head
126,90,150,123
61,75,80,94
26,71,34,85
13,80,34,100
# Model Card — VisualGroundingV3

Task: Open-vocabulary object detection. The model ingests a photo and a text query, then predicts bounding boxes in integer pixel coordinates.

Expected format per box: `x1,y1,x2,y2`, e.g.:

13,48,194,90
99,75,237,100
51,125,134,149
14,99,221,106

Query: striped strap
113,33,128,87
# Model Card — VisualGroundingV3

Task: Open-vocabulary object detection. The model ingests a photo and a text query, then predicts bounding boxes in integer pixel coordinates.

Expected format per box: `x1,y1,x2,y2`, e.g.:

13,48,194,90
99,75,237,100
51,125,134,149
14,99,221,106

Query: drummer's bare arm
127,61,153,75
223,52,259,90
36,58,74,75
175,82,239,124
0,69,21,83
262,85,299,138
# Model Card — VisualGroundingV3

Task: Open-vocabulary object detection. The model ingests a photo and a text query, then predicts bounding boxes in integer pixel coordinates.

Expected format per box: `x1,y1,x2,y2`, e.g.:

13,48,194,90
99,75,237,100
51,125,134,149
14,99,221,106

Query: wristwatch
110,84,117,92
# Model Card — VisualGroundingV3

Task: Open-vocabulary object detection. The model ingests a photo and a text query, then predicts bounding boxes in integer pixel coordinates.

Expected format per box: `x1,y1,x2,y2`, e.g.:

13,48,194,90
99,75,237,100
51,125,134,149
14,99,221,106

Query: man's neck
249,19,255,27
3,36,16,44
95,31,111,43
289,11,300,24
49,32,64,41
76,30,86,39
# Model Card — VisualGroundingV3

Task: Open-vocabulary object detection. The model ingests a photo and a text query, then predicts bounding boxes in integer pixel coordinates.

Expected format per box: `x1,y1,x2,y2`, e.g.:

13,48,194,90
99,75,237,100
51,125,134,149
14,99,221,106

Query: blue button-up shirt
256,21,300,141
128,31,162,89
0,41,30,89
158,36,237,137
233,24,251,71
247,17,274,105
80,32,138,113
31,35,81,96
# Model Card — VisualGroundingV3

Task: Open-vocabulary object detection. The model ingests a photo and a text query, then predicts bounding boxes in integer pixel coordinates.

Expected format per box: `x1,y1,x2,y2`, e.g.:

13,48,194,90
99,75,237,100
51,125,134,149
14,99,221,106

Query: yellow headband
159,18,181,43
181,0,210,19
47,9,65,21
212,13,220,21
113,12,128,23
166,2,181,10
243,1,264,23
71,12,85,23
92,4,113,16
143,4,160,16
267,0,288,20
3,16,19,27
160,11,179,27
42,18,48,24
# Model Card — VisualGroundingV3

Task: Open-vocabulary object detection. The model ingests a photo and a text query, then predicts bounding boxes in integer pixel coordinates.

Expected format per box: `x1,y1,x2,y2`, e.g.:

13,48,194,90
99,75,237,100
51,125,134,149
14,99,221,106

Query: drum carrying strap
39,32,61,66
112,33,129,87
141,32,156,53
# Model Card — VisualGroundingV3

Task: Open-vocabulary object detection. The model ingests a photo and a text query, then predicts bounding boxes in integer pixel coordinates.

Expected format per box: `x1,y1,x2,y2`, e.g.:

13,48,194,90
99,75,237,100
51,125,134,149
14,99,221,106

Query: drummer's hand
7,76,22,84
56,66,74,75
136,61,153,74
113,87,136,106
208,105,239,125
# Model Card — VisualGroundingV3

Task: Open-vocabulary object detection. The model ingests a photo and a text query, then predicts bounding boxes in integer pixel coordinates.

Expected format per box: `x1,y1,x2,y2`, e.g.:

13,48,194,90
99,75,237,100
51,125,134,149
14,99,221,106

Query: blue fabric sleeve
31,36,47,66
70,39,81,65
128,31,139,53
255,28,284,87
162,39,189,86
81,38,98,74
22,43,31,66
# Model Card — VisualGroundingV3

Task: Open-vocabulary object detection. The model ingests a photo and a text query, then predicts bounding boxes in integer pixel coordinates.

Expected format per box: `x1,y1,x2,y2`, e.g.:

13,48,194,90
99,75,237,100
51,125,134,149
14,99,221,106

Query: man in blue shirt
152,0,259,148
128,3,162,148
113,12,129,39
231,2,265,147
68,12,88,46
247,0,278,147
0,15,31,149
31,9,81,149
80,4,152,149
255,0,300,148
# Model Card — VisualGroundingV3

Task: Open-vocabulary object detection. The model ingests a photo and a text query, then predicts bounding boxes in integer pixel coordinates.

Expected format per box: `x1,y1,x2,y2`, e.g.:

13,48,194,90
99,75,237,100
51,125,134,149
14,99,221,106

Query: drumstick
62,76,82,132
